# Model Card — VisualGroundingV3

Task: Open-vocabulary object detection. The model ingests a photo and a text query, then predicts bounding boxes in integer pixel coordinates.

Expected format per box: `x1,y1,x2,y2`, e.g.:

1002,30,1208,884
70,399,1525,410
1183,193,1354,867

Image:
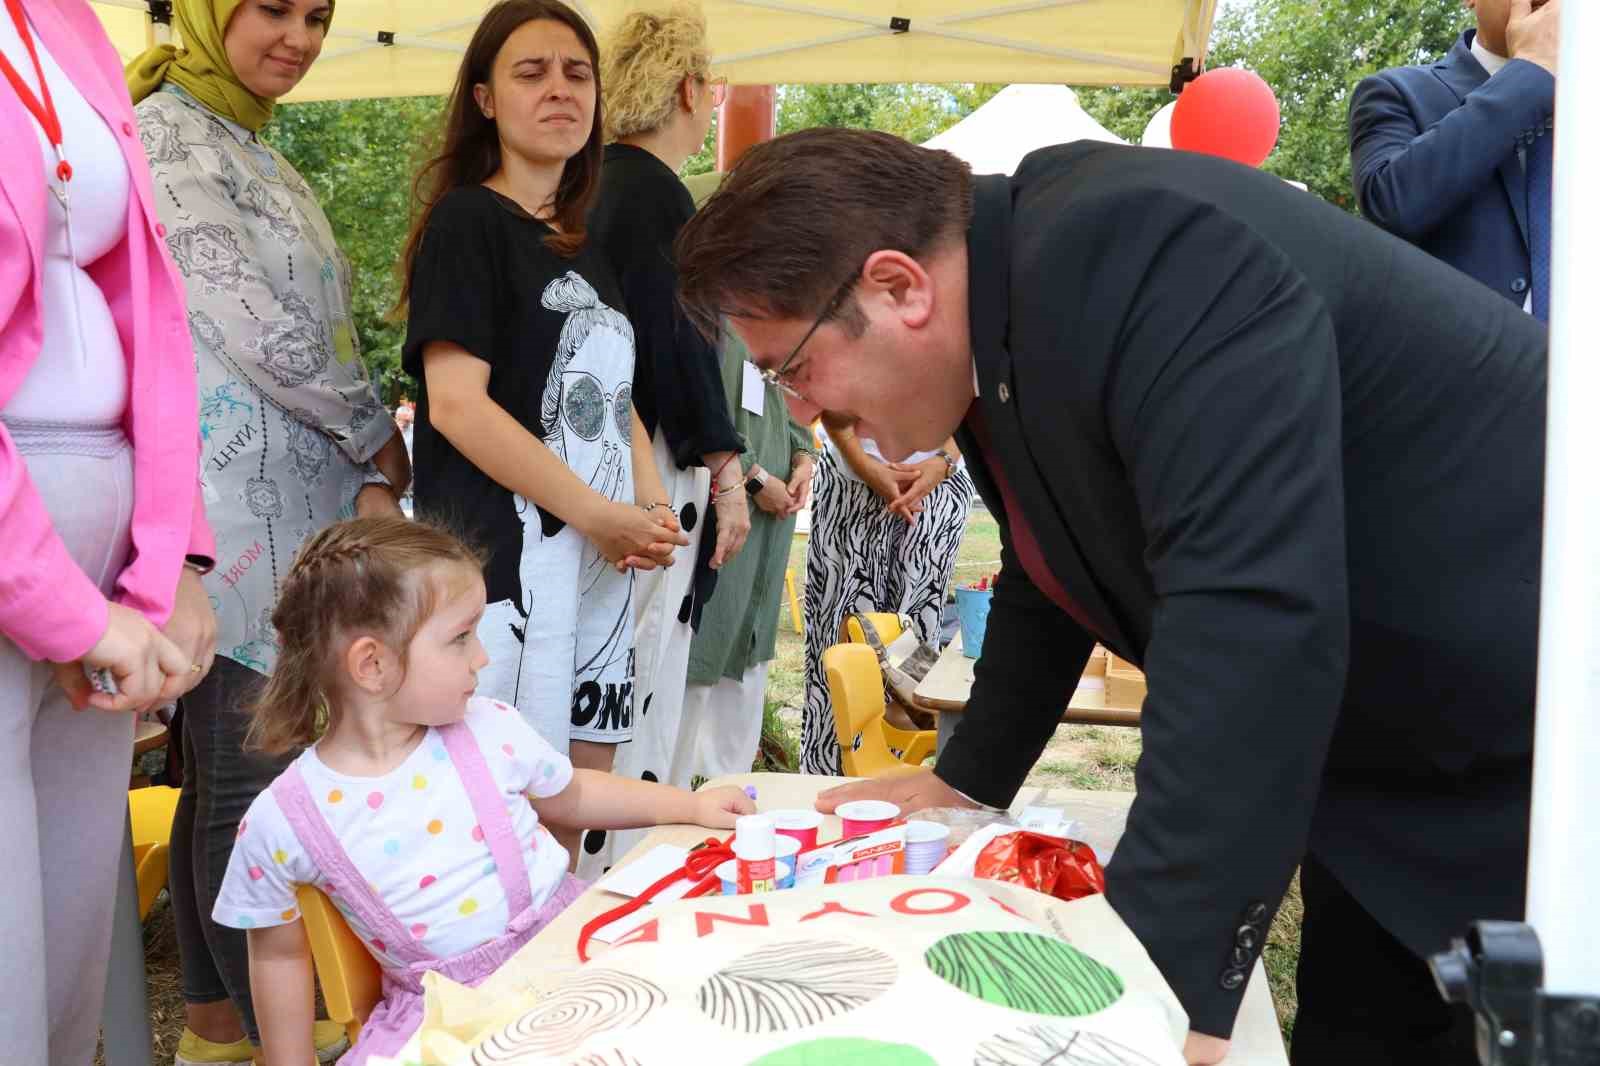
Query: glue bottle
734,814,778,893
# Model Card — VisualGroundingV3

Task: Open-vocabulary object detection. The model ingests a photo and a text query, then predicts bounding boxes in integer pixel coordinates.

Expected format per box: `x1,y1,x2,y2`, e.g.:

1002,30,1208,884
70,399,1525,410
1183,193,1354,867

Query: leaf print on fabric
283,417,335,484
138,108,187,164
924,932,1124,1017
746,1038,937,1066
243,477,285,519
468,970,665,1062
188,310,228,356
562,1052,645,1066
972,1024,1165,1066
697,940,897,1033
242,179,301,243
168,222,251,292
246,289,331,388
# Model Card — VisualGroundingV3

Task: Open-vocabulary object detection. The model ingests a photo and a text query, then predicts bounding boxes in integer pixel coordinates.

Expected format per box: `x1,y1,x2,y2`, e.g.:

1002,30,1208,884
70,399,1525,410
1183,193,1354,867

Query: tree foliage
1077,0,1470,210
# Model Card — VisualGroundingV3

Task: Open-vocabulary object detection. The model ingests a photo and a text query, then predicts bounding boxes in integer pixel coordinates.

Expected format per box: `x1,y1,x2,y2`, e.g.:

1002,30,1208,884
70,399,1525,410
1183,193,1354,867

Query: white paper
592,844,691,898
741,361,766,416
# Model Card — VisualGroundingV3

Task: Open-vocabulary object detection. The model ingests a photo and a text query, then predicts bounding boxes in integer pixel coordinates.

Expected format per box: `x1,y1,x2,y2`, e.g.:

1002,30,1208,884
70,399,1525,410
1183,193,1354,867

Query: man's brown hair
674,128,974,342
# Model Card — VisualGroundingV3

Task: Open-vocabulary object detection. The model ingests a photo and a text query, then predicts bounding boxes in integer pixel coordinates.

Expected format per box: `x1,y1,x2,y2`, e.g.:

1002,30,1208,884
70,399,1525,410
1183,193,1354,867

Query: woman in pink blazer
0,0,216,1059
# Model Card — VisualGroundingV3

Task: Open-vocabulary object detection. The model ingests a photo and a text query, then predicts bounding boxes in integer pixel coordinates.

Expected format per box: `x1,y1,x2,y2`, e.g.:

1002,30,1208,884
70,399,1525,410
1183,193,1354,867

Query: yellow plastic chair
129,785,180,920
840,614,936,768
296,885,382,1046
822,643,937,777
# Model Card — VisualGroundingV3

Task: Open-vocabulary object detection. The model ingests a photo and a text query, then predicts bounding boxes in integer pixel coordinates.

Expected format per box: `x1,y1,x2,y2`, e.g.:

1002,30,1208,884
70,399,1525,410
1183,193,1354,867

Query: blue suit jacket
1349,30,1554,305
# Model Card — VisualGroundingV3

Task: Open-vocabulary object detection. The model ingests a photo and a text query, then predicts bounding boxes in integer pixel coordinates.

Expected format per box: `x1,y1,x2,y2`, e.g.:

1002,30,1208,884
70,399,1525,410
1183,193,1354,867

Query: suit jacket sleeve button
1235,925,1261,950
997,382,1011,403
1219,968,1246,991
1231,946,1252,968
1244,902,1268,924
1512,277,1529,294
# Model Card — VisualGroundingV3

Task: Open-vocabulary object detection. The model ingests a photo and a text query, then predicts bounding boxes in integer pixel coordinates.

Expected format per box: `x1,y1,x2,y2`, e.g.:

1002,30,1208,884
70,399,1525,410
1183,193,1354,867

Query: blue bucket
954,586,993,659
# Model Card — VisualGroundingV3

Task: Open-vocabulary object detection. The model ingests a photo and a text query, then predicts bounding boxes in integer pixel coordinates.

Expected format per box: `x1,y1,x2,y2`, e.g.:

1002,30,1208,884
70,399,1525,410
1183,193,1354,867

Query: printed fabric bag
375,876,1189,1065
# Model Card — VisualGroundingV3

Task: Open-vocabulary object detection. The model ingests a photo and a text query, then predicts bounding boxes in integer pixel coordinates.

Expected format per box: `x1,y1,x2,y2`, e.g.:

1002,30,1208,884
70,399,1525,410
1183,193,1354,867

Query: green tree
266,97,444,403
1078,0,1470,210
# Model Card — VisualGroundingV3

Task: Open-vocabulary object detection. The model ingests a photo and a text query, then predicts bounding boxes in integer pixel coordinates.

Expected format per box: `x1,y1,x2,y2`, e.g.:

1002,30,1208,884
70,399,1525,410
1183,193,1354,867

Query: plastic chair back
841,612,904,646
129,785,180,920
296,885,382,1045
822,643,926,778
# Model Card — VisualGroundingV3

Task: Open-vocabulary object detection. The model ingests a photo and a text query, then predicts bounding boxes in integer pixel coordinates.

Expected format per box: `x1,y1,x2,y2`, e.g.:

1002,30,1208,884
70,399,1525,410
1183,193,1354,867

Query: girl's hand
583,500,687,569
692,785,758,828
710,486,751,569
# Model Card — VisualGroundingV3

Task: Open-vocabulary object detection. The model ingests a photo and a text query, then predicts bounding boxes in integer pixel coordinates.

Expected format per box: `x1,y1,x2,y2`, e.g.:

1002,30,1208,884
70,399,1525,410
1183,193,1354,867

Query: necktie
1527,121,1554,322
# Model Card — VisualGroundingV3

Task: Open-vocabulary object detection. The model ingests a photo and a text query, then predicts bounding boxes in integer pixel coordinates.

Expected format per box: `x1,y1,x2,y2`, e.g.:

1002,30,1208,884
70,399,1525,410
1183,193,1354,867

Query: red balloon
1169,67,1280,167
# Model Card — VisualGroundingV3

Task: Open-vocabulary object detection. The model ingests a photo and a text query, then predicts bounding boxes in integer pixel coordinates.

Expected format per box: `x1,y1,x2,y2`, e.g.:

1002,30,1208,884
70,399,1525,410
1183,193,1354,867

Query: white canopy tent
90,0,1217,101
921,82,1121,172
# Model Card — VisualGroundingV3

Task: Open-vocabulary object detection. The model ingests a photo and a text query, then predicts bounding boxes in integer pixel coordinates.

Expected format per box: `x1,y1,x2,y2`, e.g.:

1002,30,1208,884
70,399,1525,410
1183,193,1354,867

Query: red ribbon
1,0,73,184
576,835,736,963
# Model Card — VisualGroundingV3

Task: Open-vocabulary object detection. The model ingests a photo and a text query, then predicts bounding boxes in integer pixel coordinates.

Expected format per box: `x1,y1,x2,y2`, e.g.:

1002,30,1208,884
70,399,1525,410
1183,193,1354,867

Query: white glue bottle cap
734,814,776,860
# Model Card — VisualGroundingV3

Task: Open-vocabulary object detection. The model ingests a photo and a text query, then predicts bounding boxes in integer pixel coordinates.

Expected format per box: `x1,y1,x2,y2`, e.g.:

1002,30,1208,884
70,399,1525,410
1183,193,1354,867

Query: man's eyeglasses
760,271,859,399
700,75,728,109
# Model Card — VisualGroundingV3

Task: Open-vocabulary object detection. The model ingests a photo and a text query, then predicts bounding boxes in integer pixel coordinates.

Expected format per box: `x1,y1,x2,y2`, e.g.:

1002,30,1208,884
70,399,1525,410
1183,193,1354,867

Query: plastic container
837,800,900,838
734,814,778,892
718,858,794,894
772,809,824,850
955,585,994,658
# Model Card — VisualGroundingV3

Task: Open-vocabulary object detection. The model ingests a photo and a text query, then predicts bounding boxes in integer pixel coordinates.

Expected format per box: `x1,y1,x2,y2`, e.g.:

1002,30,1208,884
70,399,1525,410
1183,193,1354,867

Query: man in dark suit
676,129,1546,1065
1350,0,1560,319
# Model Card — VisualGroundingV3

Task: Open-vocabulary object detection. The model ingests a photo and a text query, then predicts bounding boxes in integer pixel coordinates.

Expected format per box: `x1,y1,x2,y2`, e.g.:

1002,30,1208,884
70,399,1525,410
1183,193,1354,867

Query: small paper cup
772,809,824,849
906,820,951,846
837,799,900,838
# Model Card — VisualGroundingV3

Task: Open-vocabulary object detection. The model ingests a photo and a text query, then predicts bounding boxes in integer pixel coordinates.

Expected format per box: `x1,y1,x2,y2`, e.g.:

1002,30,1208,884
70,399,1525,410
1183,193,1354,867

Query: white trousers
673,660,770,785
0,422,137,1065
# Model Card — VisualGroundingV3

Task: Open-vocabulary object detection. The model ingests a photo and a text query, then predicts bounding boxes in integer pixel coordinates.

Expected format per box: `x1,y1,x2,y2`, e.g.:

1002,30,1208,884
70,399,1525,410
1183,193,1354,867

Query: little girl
213,517,753,1065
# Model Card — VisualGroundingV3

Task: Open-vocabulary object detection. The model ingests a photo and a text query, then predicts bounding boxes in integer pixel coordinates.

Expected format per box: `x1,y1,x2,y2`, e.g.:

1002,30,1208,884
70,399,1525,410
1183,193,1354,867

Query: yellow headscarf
125,0,333,132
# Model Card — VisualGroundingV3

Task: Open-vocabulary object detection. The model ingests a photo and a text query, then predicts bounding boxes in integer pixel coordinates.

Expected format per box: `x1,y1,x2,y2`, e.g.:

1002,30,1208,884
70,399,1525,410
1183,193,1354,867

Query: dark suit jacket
936,143,1546,1038
1349,29,1554,304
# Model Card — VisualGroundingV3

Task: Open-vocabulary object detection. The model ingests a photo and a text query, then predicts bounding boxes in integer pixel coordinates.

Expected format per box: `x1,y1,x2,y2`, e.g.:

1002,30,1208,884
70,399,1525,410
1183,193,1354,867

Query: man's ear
861,249,936,329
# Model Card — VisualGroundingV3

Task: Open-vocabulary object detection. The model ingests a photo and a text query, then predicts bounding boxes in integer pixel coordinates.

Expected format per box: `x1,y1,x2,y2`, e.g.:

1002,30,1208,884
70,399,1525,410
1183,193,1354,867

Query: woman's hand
155,567,217,703
860,457,919,508
886,456,950,524
784,454,815,516
751,468,795,516
355,483,404,518
583,499,687,571
710,485,752,569
691,785,759,829
50,602,190,713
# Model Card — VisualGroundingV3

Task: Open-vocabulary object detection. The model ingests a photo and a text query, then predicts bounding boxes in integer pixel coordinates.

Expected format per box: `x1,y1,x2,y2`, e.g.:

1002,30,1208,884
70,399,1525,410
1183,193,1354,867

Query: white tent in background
921,84,1123,174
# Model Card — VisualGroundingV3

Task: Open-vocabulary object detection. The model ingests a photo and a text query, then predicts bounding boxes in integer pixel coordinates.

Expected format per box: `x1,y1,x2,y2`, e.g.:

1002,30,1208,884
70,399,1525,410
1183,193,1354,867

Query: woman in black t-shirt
398,0,684,859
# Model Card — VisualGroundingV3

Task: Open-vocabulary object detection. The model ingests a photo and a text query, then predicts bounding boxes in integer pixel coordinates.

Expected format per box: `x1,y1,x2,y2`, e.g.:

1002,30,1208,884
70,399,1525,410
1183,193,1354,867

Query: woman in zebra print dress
801,420,974,775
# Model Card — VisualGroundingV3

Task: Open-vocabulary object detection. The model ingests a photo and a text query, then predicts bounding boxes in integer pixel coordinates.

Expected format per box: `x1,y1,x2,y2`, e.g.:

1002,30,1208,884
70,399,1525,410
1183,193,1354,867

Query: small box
1104,654,1147,707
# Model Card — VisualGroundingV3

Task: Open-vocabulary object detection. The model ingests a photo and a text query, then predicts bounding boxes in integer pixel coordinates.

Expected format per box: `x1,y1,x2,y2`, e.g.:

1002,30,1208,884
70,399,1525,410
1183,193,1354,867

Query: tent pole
715,85,776,171
1525,0,1600,998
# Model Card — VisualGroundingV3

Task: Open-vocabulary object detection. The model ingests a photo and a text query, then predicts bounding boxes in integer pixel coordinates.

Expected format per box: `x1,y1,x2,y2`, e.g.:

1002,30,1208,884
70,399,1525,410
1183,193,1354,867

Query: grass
121,505,1299,1056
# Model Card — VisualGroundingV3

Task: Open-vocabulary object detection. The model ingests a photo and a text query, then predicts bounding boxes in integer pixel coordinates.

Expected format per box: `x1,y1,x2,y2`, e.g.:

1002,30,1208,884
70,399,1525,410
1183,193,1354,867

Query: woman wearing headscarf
1,0,215,1059
127,2,405,1061
578,2,752,877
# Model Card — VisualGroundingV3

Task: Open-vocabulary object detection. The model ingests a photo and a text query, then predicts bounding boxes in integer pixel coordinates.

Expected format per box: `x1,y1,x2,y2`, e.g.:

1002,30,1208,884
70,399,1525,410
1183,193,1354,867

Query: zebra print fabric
801,446,974,775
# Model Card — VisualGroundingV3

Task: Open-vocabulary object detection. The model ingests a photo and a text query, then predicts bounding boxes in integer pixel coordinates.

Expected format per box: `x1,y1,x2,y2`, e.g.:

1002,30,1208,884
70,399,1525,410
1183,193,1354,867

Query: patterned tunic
136,85,395,676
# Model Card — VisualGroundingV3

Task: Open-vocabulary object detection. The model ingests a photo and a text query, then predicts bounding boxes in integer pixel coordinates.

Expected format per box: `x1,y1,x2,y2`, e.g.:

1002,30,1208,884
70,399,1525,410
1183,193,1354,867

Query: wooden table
914,632,1141,753
502,773,1288,1066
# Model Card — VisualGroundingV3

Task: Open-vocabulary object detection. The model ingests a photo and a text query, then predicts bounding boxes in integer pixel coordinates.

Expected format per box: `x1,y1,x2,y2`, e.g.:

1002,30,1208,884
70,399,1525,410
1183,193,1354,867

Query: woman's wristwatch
744,466,769,496
934,449,958,474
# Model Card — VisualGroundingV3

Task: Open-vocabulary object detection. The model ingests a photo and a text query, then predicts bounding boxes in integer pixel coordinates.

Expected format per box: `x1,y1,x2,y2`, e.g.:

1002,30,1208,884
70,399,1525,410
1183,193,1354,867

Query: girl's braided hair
247,516,484,755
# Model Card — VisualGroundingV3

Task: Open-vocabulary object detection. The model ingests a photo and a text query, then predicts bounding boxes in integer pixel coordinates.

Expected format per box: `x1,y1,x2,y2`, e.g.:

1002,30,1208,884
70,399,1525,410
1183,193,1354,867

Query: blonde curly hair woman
579,6,776,880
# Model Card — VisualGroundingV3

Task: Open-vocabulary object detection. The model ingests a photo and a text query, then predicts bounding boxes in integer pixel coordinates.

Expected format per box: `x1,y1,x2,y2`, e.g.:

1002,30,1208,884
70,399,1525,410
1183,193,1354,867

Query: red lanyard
0,0,72,185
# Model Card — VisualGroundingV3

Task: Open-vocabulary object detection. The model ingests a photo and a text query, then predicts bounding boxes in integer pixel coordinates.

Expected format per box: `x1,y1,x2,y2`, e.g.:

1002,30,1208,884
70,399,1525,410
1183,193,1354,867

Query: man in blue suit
1350,0,1560,320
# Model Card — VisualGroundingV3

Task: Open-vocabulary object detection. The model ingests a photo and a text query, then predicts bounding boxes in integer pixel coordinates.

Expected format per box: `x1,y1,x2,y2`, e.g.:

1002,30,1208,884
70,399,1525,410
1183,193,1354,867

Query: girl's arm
248,923,317,1066
532,770,754,832
423,342,685,567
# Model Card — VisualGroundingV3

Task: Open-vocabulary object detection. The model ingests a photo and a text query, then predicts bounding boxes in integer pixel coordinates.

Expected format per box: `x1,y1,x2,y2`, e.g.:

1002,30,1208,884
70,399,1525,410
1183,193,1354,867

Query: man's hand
1184,1033,1231,1065
814,767,980,817
1508,0,1561,75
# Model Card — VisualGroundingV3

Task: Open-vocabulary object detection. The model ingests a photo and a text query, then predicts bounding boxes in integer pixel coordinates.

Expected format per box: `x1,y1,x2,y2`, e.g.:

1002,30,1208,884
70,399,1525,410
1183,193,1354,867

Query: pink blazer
0,0,213,663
